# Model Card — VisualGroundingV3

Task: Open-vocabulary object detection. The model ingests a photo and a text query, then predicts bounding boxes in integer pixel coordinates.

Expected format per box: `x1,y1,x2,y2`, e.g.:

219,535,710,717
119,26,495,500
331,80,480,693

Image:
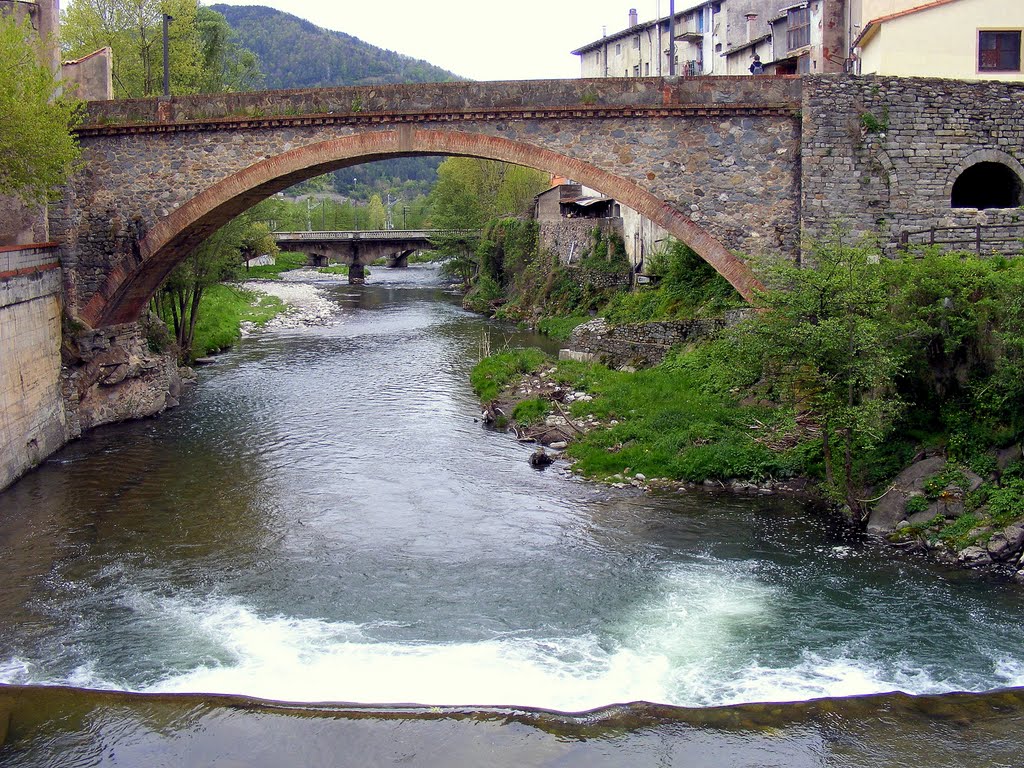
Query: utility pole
162,13,173,96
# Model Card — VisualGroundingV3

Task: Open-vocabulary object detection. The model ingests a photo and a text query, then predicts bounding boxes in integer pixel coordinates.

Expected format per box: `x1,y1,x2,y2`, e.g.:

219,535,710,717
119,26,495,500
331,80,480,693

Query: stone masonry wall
566,315,742,368
540,218,621,266
0,244,69,489
800,75,1024,251
0,242,183,490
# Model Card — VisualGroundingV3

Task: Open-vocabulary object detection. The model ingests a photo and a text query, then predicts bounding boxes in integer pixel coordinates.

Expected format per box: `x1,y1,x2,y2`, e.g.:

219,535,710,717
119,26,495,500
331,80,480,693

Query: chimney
629,8,638,27
745,13,758,42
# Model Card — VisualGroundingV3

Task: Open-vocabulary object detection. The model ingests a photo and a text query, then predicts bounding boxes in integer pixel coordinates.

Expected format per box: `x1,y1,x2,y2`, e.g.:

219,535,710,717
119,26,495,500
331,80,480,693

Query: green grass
512,397,550,426
536,314,590,341
241,251,307,280
317,265,350,275
470,348,549,402
936,513,984,550
553,356,802,483
190,284,284,359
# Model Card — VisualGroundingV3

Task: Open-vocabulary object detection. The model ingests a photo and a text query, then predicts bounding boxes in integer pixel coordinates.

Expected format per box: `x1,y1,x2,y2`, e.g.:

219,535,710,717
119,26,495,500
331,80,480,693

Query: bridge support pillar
349,263,366,284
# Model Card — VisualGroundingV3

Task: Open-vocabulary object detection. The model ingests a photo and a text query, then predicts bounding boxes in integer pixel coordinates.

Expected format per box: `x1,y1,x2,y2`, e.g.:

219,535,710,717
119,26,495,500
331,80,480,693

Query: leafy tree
0,15,80,204
428,158,547,230
195,6,262,92
154,212,275,358
428,158,547,284
366,194,386,230
61,0,260,97
887,251,1024,459
726,232,906,514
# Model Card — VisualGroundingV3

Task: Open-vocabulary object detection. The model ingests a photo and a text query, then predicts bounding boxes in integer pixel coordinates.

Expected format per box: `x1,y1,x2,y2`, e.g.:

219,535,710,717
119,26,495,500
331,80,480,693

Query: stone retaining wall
0,244,68,490
1,241,183,491
566,314,745,368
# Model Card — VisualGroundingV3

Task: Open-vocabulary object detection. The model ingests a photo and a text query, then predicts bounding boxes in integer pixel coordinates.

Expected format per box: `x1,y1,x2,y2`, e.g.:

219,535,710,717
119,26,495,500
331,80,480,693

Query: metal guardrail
273,229,479,242
897,223,1024,257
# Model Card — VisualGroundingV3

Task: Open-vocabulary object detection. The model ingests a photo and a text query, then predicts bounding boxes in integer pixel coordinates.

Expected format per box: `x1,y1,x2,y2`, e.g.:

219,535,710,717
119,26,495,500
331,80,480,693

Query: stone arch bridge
55,77,808,327
55,75,1024,333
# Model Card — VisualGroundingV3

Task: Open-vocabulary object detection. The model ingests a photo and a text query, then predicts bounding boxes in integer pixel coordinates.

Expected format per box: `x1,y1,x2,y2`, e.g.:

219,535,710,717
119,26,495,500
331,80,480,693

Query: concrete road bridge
273,229,477,278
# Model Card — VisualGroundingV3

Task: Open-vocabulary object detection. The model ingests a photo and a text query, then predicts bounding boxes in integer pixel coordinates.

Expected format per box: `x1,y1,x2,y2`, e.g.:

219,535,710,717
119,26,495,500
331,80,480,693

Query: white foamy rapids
6,562,1017,710
0,657,33,685
113,591,668,711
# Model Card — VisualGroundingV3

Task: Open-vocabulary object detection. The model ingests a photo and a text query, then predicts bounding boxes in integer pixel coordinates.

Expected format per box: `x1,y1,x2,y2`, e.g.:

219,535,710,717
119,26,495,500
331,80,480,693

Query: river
1,265,1023,765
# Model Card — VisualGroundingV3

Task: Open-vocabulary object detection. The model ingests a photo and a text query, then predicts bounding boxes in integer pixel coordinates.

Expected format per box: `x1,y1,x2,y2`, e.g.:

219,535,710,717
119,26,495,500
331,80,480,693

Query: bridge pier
348,263,366,284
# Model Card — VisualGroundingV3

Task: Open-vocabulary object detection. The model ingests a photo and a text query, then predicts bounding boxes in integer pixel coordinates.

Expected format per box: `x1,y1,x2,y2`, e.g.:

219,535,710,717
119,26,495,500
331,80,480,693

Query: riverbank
239,274,340,331
474,348,1024,584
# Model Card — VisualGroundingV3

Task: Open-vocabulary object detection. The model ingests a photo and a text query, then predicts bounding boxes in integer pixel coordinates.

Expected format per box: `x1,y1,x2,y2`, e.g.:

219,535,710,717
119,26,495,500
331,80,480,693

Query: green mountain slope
209,4,460,89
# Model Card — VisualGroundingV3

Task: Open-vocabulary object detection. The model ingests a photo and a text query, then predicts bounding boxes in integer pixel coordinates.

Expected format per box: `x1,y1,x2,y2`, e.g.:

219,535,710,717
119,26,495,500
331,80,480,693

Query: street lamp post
162,14,174,96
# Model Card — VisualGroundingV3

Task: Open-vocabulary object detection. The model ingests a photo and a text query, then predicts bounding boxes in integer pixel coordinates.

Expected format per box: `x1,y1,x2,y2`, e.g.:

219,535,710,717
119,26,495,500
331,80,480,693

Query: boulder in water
529,447,553,469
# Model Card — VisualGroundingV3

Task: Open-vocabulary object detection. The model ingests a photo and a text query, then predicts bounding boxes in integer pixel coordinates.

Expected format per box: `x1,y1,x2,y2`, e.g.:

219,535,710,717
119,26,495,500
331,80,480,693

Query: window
615,43,622,56
595,52,601,65
979,31,1021,72
787,7,810,51
633,65,640,77
644,62,650,75
633,35,641,49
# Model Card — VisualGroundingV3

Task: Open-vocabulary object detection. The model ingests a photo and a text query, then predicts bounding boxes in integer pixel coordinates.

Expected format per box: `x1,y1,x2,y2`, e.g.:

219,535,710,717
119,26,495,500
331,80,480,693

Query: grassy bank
471,348,804,484
241,251,307,279
189,284,284,358
470,239,1024,571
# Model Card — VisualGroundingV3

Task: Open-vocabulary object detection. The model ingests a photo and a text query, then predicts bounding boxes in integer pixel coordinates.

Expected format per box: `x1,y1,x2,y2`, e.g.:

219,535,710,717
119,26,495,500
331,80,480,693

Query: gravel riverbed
240,270,341,330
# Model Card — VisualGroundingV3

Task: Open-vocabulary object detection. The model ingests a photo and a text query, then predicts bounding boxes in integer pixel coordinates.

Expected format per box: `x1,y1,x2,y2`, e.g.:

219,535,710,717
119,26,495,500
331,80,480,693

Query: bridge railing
273,229,479,242
897,223,1024,257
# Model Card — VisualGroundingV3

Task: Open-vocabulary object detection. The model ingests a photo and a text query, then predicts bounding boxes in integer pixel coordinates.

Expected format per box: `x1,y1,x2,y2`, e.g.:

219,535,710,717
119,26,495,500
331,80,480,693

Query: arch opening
951,162,1024,209
84,129,763,327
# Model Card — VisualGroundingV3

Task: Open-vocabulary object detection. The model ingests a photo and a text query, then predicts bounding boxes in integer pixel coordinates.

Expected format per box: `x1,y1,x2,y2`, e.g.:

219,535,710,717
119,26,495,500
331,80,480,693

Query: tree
428,157,548,230
727,232,906,515
0,15,80,204
153,213,275,357
195,6,262,93
427,158,547,284
366,193,386,230
60,0,261,97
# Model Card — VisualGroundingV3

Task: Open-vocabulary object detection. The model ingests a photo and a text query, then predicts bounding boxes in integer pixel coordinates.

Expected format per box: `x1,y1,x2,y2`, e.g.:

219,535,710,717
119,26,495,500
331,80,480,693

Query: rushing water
2,266,1024,763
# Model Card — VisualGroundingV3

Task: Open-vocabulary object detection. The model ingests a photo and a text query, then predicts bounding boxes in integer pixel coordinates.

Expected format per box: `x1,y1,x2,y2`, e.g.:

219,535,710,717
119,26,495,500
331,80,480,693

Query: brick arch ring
84,128,764,327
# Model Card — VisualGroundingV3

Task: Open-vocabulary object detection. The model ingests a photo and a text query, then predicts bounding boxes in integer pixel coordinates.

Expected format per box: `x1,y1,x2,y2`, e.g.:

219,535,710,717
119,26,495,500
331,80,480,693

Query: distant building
572,1,795,78
767,0,850,74
854,0,1024,81
534,182,669,273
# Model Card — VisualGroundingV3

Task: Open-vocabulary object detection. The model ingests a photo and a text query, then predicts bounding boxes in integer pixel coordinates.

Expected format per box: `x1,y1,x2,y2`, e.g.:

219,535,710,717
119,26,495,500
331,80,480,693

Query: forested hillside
210,4,459,89
211,3,456,200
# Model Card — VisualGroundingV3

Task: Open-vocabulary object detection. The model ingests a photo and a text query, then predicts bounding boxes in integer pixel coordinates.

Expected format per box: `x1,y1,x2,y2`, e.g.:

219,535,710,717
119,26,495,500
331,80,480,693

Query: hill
210,4,460,89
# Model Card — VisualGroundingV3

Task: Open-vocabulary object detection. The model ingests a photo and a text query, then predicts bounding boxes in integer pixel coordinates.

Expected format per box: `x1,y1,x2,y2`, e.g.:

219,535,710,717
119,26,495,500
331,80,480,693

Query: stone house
853,0,1024,81
534,183,669,273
